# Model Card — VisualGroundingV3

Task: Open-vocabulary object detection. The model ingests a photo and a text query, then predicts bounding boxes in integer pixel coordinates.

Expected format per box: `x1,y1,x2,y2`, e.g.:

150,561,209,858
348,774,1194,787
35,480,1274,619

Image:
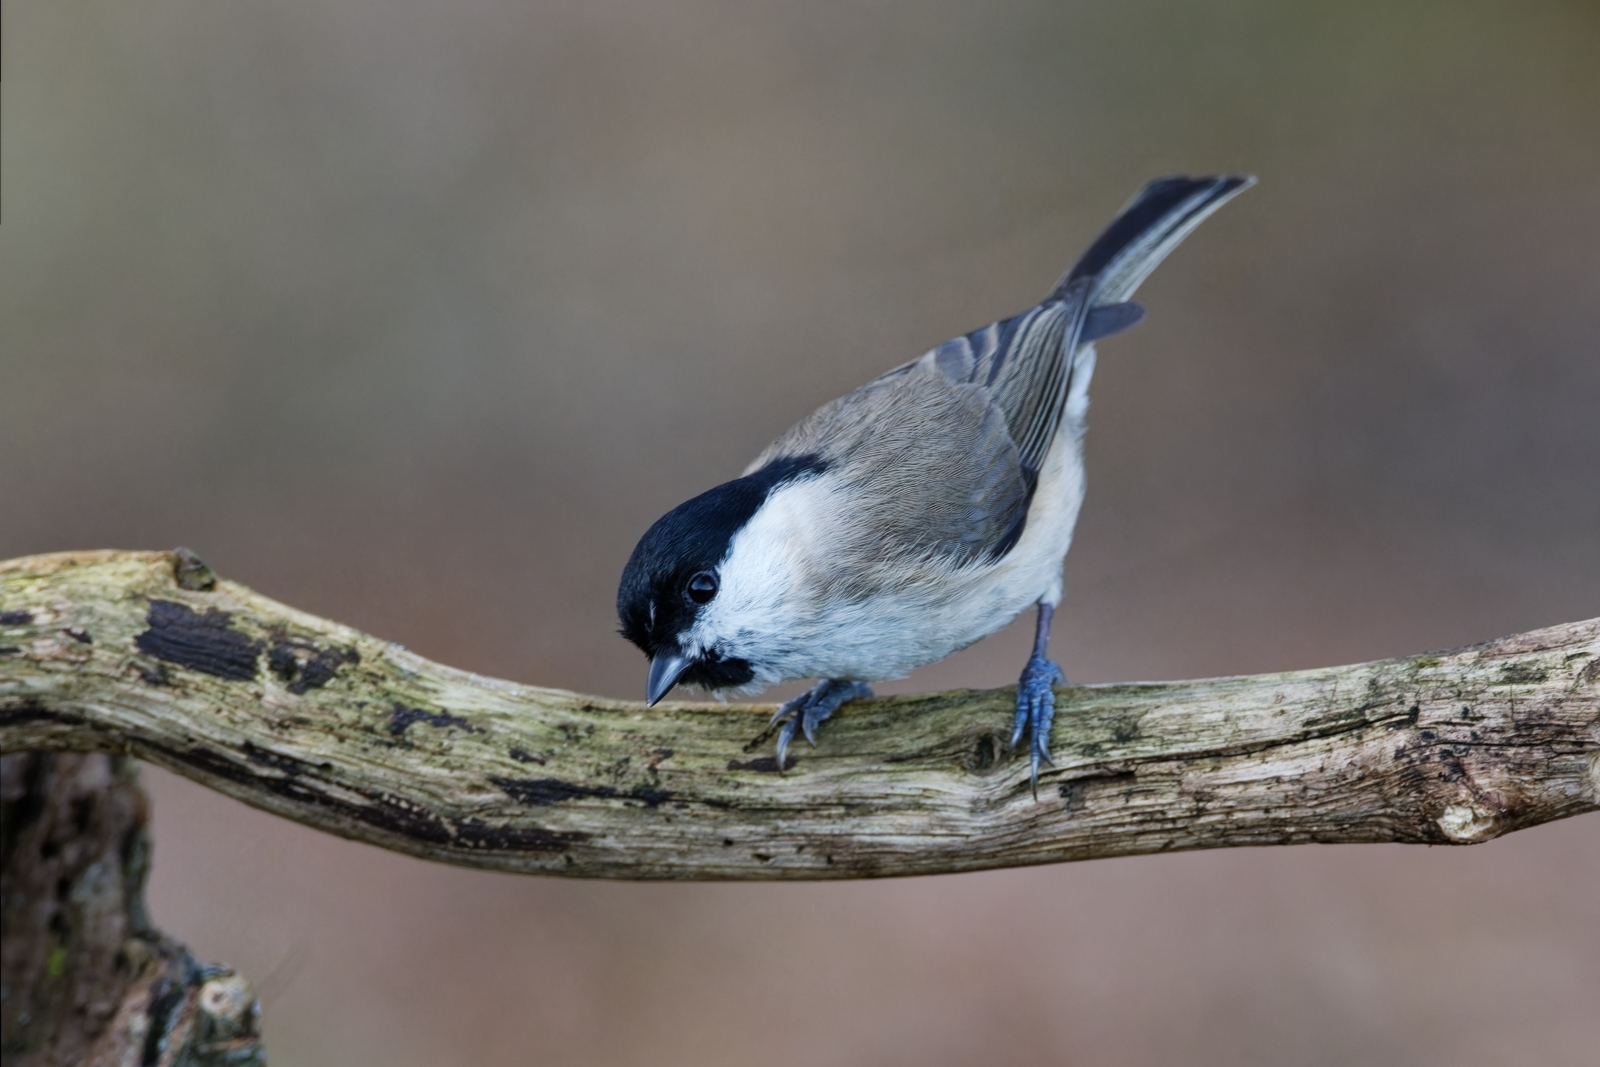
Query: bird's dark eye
686,571,718,604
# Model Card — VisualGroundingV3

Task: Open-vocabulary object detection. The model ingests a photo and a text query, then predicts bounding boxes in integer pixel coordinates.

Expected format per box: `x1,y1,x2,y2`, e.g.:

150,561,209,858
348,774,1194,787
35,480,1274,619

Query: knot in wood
1436,803,1499,843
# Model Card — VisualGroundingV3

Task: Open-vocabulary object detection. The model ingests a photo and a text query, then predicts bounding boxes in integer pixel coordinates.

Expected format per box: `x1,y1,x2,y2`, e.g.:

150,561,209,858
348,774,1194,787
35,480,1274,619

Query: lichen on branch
2,550,1596,880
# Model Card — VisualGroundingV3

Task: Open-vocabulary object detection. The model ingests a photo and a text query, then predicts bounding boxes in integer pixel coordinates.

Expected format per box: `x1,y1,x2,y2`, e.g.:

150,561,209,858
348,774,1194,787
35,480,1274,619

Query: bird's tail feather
1050,175,1255,307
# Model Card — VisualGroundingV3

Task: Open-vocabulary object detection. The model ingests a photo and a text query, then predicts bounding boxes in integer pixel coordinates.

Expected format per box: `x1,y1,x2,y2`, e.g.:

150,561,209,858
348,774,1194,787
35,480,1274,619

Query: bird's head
617,455,827,705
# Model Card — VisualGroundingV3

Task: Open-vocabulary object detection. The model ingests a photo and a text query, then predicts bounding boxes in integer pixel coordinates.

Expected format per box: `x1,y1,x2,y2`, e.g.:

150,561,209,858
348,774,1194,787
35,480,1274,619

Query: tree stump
1,752,264,1067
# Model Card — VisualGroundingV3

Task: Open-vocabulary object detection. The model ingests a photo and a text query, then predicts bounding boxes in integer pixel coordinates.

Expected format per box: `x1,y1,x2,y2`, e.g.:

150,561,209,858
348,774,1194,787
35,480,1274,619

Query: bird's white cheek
687,480,830,657
688,561,795,657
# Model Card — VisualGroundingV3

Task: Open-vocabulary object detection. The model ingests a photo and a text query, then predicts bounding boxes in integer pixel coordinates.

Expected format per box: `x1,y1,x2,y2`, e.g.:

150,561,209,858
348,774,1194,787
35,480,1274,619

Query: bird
617,175,1253,788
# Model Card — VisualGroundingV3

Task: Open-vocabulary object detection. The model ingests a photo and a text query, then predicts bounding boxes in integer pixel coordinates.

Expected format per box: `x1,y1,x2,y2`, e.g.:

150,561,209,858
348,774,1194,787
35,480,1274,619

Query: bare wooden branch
2,550,1596,880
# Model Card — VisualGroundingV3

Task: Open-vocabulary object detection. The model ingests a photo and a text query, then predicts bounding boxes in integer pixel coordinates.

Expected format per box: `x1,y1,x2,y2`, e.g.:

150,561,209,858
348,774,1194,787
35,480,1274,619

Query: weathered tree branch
2,550,1596,880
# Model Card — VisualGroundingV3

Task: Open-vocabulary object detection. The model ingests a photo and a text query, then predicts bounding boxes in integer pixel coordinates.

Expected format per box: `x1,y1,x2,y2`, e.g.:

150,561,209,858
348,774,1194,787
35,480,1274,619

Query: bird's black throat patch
677,648,756,691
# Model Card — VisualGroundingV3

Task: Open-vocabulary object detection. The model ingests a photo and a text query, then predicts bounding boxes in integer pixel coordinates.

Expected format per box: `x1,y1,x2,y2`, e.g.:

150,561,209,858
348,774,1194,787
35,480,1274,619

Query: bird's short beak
646,649,692,707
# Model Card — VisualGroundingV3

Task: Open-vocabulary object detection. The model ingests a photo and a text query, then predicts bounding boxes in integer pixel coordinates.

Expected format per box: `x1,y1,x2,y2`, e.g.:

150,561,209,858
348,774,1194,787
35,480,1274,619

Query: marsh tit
618,175,1253,785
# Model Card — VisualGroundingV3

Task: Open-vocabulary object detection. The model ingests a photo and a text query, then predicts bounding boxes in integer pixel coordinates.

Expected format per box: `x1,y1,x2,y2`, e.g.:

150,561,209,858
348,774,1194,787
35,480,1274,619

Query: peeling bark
1,550,1596,881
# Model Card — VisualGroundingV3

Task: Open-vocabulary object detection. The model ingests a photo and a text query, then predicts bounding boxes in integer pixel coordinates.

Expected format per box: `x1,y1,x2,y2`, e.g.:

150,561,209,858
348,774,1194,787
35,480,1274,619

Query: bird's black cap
617,454,828,694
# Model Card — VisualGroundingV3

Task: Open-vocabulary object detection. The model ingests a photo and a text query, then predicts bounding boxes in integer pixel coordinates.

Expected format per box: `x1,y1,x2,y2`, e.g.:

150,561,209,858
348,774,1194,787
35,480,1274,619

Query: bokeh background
5,0,1599,1064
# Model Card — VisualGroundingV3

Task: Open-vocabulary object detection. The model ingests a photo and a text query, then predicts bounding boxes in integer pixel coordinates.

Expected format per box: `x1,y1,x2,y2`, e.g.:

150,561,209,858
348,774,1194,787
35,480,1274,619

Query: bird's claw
1012,655,1064,794
771,679,873,769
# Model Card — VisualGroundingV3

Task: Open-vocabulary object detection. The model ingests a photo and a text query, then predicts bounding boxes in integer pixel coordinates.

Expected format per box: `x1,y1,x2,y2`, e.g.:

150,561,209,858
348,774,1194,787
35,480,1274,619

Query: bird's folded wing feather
745,283,1092,568
739,175,1253,577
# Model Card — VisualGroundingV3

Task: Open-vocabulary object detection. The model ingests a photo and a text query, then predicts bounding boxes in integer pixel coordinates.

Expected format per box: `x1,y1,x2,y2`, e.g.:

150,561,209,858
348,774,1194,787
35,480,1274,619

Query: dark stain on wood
267,637,360,695
0,700,87,727
168,744,585,852
1497,663,1549,685
389,704,482,736
134,600,261,682
453,819,589,852
508,747,546,764
242,742,312,777
1059,771,1138,811
0,610,35,625
490,776,672,808
726,756,796,773
1110,716,1142,743
292,645,358,692
1302,702,1386,731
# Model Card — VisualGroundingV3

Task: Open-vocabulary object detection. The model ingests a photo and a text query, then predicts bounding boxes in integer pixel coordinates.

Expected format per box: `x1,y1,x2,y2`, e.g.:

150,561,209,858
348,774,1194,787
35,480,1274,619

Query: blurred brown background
4,0,1598,1064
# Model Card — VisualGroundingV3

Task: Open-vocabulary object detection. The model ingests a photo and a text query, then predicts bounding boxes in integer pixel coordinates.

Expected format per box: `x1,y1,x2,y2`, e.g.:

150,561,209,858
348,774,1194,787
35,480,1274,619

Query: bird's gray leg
771,679,874,768
1012,602,1065,794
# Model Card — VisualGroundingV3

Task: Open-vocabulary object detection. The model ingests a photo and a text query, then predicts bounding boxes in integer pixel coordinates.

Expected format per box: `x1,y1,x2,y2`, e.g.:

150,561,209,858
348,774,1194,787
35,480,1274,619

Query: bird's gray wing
869,175,1257,488
744,175,1256,571
951,277,1094,479
746,359,1034,568
746,281,1099,567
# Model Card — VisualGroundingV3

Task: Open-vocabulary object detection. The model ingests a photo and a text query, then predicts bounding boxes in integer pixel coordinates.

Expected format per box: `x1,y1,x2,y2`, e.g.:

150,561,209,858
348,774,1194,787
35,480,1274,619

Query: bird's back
732,177,1255,675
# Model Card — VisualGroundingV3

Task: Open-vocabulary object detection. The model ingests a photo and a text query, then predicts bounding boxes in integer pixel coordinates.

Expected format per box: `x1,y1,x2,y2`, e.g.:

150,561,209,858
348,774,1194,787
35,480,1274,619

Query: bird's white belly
803,426,1085,681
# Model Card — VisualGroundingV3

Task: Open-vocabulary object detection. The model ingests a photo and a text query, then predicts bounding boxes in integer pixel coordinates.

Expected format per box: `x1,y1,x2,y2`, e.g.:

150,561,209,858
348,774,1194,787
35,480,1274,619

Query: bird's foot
1011,655,1064,794
771,679,873,769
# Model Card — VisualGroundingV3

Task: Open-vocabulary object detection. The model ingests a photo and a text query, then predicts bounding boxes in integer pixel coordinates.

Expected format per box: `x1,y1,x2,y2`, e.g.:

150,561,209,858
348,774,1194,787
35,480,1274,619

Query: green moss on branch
2,551,1596,880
